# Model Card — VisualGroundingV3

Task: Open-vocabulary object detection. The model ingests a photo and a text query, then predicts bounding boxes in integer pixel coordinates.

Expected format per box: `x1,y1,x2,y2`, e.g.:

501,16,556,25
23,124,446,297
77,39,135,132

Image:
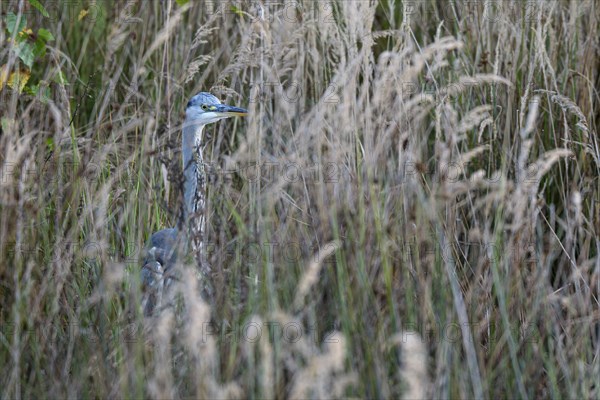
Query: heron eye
201,104,209,111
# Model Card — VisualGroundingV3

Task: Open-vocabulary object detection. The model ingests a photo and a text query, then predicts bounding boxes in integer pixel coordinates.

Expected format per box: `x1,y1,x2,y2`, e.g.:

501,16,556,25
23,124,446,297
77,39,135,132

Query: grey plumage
141,228,178,316
141,92,247,316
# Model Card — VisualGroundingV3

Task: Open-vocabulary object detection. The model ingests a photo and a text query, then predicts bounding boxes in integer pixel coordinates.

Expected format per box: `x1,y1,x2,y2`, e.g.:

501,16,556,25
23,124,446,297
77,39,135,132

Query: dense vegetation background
1,0,598,398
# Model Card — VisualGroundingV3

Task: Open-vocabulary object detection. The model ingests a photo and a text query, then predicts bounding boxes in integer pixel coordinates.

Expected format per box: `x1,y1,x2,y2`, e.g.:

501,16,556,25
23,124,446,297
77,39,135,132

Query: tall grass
1,0,598,398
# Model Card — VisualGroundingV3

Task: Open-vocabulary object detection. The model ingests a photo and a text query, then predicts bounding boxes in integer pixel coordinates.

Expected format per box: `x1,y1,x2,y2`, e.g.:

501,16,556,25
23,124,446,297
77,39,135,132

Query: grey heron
141,92,248,316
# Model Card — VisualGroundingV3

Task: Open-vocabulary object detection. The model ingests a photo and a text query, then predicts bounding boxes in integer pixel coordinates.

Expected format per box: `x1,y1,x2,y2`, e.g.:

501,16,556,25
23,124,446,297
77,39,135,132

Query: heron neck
182,120,205,222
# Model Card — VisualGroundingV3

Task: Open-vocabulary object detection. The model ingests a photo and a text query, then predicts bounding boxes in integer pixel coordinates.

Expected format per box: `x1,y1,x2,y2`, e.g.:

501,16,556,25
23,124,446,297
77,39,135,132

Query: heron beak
213,104,248,117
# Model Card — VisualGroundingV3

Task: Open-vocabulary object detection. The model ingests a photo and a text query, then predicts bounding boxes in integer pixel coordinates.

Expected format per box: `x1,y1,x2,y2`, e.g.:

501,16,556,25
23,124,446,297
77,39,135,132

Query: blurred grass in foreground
0,0,599,398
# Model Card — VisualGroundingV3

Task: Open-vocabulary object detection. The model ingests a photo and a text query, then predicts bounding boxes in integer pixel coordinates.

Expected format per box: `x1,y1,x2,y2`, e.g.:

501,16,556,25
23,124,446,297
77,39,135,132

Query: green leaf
33,29,54,58
52,70,68,85
229,5,244,17
6,12,26,35
38,85,51,103
33,36,47,58
37,28,54,42
26,83,51,103
27,0,50,18
46,137,54,151
25,83,40,96
16,42,35,68
175,0,189,5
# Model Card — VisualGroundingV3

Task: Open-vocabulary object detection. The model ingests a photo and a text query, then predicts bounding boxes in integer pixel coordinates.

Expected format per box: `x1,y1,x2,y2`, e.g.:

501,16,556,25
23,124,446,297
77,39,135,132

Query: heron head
185,92,248,125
